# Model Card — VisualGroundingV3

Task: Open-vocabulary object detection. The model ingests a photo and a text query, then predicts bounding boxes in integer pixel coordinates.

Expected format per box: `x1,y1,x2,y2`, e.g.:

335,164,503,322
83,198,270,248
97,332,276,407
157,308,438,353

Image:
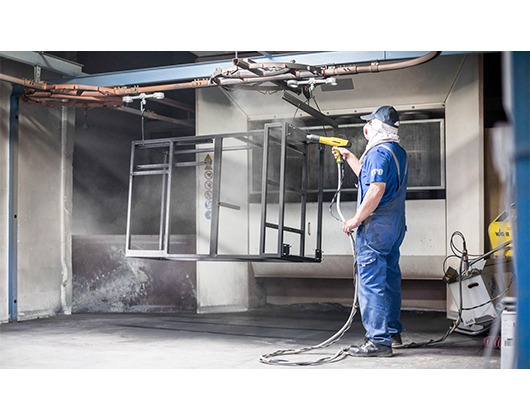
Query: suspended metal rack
125,122,324,262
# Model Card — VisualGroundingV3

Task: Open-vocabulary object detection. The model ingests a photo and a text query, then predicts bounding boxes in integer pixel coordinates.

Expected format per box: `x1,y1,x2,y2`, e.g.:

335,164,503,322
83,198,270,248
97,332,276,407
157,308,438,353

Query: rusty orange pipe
2,51,441,107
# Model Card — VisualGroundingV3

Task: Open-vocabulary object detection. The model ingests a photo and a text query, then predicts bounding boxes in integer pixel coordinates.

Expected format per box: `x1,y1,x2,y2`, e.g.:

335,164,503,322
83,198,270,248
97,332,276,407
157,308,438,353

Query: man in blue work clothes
334,105,408,357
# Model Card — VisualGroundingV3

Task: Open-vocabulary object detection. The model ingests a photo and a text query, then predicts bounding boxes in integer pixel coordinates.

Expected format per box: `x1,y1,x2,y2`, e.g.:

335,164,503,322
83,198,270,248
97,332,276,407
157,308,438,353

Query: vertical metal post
315,145,324,261
299,141,308,257
158,150,169,251
8,92,19,321
510,52,530,368
259,126,270,255
209,137,223,257
163,142,174,254
125,142,136,252
277,123,287,256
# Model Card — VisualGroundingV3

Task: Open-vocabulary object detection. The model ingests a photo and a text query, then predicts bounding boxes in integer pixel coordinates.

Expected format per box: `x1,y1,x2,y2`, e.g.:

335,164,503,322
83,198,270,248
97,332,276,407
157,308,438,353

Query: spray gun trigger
332,149,343,163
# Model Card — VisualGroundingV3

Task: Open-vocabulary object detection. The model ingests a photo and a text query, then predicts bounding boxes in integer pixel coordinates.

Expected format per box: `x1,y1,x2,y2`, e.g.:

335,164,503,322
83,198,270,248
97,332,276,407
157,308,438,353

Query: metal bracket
33,65,41,83
282,92,339,129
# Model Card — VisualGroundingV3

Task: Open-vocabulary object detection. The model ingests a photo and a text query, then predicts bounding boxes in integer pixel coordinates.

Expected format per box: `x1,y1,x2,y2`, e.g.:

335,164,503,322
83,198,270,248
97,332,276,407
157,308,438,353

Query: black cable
400,232,513,349
141,112,145,141
261,107,510,358
289,101,302,126
398,231,467,348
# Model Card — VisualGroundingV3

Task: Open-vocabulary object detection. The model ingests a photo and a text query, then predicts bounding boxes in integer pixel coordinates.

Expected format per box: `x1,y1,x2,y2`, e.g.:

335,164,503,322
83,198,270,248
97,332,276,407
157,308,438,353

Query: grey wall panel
0,79,11,323
16,102,74,320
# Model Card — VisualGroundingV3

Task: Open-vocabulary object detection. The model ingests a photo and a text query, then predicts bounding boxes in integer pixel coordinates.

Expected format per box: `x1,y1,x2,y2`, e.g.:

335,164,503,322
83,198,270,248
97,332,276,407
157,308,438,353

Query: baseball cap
360,105,400,128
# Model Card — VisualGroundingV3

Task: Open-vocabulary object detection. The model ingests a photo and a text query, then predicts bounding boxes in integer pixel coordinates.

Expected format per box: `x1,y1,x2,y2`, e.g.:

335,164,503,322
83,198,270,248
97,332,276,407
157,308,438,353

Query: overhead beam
282,92,339,128
152,97,195,113
0,51,84,76
119,106,195,128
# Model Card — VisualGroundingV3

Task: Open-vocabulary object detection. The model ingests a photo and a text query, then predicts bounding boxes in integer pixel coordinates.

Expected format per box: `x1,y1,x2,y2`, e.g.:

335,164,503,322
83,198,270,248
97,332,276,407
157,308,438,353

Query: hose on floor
259,159,359,366
259,154,514,360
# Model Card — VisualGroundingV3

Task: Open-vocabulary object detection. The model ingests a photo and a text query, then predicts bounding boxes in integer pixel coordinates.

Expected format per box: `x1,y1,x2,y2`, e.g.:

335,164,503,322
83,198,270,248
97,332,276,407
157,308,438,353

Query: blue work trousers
355,207,406,347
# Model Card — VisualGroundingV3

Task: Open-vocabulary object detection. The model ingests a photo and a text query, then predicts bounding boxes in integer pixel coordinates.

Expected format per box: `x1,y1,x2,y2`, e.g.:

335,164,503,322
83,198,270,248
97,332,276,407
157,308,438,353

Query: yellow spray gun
306,134,352,162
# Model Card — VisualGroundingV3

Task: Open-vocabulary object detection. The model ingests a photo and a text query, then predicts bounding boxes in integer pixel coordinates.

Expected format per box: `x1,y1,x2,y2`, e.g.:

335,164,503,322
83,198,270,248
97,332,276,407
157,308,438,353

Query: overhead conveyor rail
125,123,324,262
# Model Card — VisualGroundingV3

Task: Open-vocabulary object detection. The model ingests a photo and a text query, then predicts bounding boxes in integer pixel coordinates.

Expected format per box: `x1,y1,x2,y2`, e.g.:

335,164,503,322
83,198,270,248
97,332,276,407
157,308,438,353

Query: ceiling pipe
323,50,441,76
216,51,441,82
1,51,441,107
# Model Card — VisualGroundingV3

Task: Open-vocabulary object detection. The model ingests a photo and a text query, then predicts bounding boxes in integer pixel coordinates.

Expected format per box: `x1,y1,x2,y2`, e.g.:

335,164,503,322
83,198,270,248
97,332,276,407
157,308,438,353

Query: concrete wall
446,55,484,253
0,56,76,322
15,103,75,320
445,55,484,315
195,53,484,312
1,52,200,320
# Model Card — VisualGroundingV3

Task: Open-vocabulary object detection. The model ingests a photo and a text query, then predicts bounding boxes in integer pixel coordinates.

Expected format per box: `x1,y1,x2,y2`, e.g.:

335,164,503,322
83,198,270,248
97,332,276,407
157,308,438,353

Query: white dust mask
359,119,400,163
363,121,378,142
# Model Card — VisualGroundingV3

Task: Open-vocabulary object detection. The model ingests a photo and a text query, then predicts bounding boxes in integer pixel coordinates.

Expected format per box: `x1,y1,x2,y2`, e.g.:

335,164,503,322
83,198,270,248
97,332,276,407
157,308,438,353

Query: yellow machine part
488,209,513,257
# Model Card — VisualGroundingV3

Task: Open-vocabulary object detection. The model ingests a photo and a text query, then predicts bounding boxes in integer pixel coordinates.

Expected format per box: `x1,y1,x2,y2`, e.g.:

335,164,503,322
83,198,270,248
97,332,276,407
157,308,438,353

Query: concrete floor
3,303,523,420
0,303,501,369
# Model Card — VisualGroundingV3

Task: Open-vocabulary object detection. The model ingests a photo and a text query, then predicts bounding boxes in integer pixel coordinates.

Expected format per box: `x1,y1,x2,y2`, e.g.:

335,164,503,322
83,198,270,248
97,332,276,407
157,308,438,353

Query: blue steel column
511,52,530,368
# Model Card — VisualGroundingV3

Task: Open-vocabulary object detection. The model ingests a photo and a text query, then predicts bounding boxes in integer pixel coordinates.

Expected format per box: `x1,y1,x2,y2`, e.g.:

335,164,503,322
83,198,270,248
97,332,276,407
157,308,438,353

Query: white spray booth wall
195,53,483,312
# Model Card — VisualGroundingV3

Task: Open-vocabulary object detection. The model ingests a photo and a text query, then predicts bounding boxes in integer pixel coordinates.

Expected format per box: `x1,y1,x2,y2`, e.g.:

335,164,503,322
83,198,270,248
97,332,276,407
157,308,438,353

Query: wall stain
72,236,196,313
